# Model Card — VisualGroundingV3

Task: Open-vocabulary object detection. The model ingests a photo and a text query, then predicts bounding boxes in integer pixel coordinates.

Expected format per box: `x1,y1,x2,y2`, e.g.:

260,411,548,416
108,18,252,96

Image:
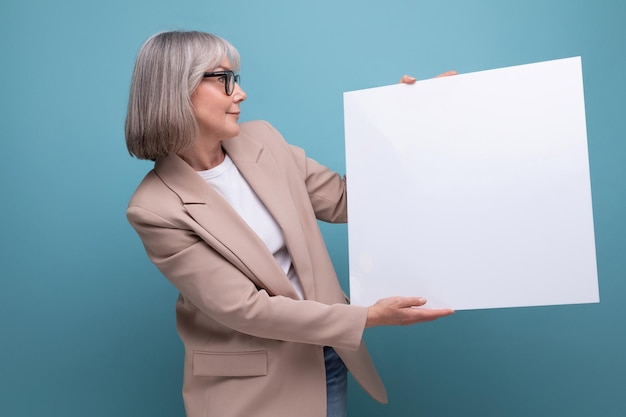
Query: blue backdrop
1,1,624,416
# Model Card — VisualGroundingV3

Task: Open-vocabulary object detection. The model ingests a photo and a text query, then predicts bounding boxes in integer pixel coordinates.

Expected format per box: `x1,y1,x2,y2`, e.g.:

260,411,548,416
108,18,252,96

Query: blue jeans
325,346,348,417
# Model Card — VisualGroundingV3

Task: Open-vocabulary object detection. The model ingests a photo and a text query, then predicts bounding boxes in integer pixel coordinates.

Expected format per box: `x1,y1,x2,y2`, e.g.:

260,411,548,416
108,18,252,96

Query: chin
223,126,240,140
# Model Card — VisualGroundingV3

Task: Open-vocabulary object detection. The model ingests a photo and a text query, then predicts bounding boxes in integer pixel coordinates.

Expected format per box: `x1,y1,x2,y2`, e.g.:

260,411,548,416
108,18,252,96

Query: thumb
398,296,427,308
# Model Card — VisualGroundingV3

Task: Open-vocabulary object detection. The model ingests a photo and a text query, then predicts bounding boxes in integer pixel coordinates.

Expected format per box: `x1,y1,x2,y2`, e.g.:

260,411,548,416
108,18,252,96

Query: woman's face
191,58,246,143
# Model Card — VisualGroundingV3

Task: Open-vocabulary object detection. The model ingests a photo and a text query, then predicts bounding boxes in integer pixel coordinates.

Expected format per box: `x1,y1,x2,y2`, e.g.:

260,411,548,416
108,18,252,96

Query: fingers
405,307,455,324
366,296,454,327
394,307,455,326
399,71,457,85
399,75,417,84
435,70,458,78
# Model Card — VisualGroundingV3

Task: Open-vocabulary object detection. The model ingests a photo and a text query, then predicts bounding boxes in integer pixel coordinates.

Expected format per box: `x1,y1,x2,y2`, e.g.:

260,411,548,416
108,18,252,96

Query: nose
232,83,246,102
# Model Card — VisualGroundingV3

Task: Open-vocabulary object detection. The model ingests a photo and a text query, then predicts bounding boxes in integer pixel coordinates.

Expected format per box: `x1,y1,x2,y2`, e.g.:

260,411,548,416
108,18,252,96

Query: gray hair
125,31,241,160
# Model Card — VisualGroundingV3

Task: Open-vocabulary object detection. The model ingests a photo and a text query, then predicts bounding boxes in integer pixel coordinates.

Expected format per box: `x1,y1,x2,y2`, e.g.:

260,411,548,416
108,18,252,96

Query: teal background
1,0,624,416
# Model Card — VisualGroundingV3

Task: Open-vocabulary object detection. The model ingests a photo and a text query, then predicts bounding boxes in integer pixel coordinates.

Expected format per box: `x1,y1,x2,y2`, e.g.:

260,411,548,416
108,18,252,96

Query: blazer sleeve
127,204,367,351
300,151,348,224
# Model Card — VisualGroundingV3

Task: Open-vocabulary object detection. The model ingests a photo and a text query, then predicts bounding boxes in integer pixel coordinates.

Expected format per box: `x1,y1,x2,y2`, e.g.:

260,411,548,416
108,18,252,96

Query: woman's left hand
399,70,458,84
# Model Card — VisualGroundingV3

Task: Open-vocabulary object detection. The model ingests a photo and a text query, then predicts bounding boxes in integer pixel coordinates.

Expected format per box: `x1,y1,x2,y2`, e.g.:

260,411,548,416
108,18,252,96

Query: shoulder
128,170,161,205
236,120,306,160
225,120,304,168
237,120,289,147
127,169,182,218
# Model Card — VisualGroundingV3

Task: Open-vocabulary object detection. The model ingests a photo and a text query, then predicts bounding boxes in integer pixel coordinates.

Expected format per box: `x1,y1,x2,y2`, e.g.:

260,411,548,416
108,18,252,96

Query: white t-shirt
197,155,305,299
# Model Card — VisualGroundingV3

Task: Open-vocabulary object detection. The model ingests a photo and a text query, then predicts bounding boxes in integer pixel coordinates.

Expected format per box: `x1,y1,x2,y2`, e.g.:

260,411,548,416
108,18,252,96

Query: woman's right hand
365,296,454,328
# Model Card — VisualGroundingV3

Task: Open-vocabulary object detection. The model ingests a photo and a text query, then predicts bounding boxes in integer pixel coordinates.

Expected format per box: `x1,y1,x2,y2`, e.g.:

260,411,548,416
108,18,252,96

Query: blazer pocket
192,350,268,377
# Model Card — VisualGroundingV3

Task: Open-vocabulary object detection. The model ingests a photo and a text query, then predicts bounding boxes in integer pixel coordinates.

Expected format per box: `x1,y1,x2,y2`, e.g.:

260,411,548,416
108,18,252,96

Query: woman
125,30,454,417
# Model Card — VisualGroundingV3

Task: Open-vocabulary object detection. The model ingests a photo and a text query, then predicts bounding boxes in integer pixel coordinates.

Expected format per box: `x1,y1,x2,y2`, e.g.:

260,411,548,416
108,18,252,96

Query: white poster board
344,57,599,310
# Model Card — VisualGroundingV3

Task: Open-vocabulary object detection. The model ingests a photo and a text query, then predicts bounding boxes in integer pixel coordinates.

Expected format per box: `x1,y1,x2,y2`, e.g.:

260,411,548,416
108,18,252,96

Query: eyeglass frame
202,70,241,96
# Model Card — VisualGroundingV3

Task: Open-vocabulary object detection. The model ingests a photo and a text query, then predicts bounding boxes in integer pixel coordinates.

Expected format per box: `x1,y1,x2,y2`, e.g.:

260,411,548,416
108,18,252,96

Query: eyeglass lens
203,71,240,96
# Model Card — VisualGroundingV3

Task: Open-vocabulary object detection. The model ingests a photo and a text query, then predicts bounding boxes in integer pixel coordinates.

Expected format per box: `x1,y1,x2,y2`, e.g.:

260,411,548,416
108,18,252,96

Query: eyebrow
212,66,233,72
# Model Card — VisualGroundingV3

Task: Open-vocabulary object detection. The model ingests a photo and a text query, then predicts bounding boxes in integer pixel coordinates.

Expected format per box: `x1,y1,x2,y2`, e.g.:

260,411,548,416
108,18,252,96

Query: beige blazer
127,120,386,417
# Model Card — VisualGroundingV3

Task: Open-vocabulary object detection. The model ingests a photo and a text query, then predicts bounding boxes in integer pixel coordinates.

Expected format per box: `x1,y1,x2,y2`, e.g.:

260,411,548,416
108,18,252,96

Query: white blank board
344,57,599,310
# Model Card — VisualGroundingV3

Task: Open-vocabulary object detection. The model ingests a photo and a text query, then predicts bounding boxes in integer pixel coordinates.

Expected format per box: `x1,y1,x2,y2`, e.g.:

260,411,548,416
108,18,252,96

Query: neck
178,139,226,171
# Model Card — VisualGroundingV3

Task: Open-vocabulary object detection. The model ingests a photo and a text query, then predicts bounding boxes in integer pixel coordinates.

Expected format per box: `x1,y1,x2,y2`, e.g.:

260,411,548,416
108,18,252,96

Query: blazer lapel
154,153,300,299
224,132,317,300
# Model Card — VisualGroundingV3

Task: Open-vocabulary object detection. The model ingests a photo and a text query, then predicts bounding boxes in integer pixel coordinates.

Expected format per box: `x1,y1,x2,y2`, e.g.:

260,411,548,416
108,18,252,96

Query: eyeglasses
202,70,240,96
